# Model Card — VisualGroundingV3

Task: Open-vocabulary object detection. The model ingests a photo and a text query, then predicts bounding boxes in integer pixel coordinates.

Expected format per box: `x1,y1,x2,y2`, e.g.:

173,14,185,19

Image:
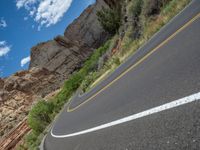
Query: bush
81,72,98,92
64,72,84,93
142,0,172,17
81,40,111,75
113,57,121,66
128,0,143,19
97,7,121,35
24,131,40,150
28,101,54,134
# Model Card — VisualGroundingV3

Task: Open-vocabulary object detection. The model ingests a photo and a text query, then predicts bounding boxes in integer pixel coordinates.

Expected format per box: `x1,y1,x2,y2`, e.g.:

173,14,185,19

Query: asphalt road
44,0,200,149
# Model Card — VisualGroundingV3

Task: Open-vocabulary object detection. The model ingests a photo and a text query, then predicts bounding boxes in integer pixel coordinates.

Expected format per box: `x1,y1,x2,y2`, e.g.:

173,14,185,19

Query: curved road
44,1,200,149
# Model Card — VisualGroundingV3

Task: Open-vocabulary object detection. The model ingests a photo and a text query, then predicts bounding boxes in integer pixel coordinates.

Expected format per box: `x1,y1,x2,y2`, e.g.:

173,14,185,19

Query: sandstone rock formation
0,68,63,138
0,0,121,141
29,0,110,76
29,0,121,78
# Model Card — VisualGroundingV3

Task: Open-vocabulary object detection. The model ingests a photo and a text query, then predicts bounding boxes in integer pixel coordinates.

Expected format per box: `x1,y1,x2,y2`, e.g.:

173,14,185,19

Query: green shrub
128,0,143,19
24,131,40,150
80,38,123,92
142,0,172,17
28,101,54,134
97,7,121,35
81,40,111,74
113,57,121,66
81,72,98,92
64,72,84,93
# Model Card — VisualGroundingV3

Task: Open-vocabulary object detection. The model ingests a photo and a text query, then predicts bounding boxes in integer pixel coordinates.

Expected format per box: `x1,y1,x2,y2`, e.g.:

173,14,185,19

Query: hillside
0,0,191,149
0,0,116,147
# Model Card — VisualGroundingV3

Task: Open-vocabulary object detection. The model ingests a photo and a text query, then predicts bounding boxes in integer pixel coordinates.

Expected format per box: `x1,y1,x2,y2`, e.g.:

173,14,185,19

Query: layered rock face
29,0,110,76
0,0,120,139
29,36,92,77
29,0,122,78
0,68,64,137
64,0,109,48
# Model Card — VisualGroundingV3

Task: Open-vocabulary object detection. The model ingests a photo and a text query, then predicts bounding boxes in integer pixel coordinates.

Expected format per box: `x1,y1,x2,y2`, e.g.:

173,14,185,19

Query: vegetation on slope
80,0,191,93
18,0,191,149
97,7,121,35
18,39,112,150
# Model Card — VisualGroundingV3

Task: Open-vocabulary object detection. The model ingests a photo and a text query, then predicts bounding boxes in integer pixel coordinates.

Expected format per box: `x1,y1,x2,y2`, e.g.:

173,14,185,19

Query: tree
97,7,121,35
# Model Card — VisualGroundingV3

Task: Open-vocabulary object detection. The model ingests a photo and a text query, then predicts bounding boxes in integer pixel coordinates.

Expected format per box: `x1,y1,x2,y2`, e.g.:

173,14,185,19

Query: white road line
51,92,200,138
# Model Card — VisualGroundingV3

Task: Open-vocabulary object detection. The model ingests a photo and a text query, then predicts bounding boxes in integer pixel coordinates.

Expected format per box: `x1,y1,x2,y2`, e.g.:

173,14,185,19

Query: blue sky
0,0,95,78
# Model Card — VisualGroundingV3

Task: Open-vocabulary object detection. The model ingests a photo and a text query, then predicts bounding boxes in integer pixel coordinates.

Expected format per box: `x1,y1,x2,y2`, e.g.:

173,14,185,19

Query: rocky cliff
29,0,121,78
0,67,64,137
29,0,110,77
0,0,119,139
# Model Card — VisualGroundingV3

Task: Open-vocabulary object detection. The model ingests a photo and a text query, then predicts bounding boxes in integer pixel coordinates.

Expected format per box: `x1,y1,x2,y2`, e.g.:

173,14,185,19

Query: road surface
44,1,200,149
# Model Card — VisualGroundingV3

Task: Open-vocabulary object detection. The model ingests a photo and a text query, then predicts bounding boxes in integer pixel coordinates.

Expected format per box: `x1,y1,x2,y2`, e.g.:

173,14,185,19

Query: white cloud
0,18,7,28
21,56,30,67
16,0,38,9
0,41,6,45
29,7,36,16
16,0,73,29
0,41,11,57
0,47,10,57
24,17,28,20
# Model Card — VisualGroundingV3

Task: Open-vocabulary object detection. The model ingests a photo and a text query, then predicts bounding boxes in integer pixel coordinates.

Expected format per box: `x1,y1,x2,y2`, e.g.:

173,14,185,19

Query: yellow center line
67,13,200,112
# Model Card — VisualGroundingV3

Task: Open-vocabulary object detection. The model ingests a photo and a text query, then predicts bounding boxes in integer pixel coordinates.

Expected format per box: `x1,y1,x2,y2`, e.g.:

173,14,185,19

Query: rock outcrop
64,1,109,48
0,0,121,141
0,68,63,138
29,0,110,76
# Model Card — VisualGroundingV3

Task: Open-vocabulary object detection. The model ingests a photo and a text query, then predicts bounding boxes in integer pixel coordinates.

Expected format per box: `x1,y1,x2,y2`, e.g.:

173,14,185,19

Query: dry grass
83,0,191,92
